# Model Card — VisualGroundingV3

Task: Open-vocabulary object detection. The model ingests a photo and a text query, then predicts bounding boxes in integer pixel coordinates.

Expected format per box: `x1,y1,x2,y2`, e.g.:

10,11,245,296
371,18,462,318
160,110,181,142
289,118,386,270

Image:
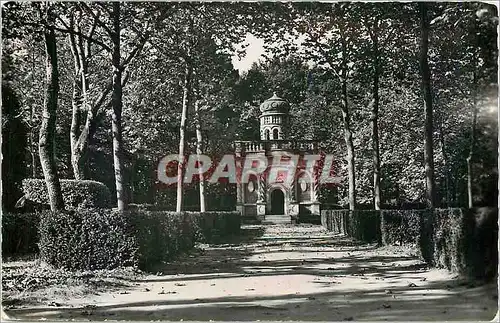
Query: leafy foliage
1,2,497,211
22,179,112,209
38,208,241,271
2,82,28,212
2,212,40,255
39,209,138,270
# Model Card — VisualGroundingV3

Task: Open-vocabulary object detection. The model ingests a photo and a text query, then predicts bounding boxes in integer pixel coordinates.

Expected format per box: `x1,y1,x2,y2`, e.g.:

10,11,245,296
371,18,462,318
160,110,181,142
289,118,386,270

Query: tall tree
67,2,171,209
39,4,65,211
418,2,436,209
176,53,192,212
357,4,398,210
109,2,126,211
148,3,246,211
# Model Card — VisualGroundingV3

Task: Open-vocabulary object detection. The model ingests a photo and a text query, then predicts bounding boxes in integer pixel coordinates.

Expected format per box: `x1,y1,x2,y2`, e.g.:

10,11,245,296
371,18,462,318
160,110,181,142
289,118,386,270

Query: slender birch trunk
176,59,192,212
193,84,206,212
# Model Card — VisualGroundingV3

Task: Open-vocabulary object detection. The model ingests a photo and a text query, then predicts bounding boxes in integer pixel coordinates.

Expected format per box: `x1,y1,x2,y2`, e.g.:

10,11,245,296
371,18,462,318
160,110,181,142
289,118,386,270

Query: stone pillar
289,177,299,222
256,173,266,221
235,151,244,216
310,163,321,216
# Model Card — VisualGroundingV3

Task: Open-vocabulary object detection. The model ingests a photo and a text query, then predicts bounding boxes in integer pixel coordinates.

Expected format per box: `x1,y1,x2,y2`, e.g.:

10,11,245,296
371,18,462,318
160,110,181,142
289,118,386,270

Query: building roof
259,93,289,114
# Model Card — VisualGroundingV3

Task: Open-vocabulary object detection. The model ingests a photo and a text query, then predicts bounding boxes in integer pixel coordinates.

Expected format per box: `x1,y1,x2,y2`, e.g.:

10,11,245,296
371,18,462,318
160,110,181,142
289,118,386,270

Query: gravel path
4,224,498,321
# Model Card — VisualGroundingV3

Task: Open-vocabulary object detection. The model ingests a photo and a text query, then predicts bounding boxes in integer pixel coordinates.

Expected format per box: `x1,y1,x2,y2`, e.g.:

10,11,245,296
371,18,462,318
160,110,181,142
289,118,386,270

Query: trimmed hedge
432,207,498,279
38,208,241,271
321,209,347,234
22,179,112,209
127,211,197,270
347,210,380,243
321,207,498,280
39,209,138,270
320,210,379,242
2,212,40,255
380,209,429,246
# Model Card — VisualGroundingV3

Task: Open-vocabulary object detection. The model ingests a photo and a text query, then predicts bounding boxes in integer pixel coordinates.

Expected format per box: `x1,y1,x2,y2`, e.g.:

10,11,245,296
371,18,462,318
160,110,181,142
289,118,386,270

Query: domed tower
259,93,289,141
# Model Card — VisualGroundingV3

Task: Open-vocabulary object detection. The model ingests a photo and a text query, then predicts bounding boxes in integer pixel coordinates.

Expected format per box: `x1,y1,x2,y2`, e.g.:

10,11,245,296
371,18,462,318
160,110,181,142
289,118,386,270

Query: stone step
263,215,292,225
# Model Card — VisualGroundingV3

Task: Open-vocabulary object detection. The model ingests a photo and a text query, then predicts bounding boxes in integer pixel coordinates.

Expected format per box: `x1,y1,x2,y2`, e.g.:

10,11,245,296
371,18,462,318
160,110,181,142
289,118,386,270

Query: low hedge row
380,209,429,246
321,209,347,234
321,207,498,280
320,210,379,242
22,179,112,209
35,208,240,271
432,208,498,279
39,209,138,270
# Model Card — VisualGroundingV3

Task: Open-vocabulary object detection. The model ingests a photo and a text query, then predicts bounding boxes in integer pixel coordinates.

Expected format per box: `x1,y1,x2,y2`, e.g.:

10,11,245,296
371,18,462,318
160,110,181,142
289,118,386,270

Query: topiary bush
432,208,467,273
432,207,498,280
2,211,40,255
321,210,380,242
38,208,241,271
128,210,198,270
22,179,112,209
346,210,380,243
380,209,427,246
468,207,498,280
39,209,138,270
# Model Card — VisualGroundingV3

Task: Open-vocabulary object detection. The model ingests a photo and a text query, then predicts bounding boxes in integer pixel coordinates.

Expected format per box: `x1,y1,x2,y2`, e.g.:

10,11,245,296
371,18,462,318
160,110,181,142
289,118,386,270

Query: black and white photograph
1,1,498,321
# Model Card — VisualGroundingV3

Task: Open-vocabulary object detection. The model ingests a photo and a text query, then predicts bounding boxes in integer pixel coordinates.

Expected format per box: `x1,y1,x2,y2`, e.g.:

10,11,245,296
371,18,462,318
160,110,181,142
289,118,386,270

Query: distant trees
2,57,28,212
1,2,497,211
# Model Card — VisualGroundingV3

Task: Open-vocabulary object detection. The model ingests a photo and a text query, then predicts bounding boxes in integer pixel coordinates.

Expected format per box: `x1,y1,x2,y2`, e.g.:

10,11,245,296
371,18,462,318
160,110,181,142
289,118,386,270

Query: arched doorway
272,128,279,139
270,189,285,214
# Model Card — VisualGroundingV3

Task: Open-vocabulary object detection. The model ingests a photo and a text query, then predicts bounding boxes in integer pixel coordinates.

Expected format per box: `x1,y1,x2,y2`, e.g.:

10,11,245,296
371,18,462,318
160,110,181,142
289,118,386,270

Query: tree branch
85,12,99,59
52,25,111,52
78,2,113,36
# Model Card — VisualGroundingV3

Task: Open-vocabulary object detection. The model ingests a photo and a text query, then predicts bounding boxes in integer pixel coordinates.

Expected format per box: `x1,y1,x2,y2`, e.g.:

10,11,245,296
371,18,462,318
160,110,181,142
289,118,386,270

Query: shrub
347,210,380,243
38,208,241,271
321,210,380,242
39,209,138,270
432,208,467,273
128,210,197,270
187,211,241,242
379,207,498,280
2,212,39,255
433,207,498,280
22,179,112,209
469,207,498,280
380,210,428,246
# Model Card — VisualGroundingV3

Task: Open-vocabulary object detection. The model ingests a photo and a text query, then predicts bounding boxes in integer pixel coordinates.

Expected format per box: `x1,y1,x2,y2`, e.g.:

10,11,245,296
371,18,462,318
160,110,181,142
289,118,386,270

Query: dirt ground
3,224,498,321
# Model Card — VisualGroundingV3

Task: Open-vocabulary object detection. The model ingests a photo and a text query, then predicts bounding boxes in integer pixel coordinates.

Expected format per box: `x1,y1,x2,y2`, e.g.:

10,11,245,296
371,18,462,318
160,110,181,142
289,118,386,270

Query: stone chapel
234,93,321,224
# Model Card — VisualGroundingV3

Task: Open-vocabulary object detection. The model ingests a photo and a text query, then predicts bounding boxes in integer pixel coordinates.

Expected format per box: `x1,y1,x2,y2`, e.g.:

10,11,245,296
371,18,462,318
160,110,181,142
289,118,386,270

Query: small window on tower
273,128,279,139
265,129,270,140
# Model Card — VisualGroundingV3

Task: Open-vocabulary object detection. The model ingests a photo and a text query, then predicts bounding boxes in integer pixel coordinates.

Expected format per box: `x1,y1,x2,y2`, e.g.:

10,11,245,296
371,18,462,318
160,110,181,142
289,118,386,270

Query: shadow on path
5,224,498,321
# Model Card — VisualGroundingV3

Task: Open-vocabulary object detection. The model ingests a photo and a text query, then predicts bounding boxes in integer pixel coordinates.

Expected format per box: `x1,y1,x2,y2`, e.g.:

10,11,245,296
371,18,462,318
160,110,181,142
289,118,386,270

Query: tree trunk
30,115,37,178
68,22,85,180
339,27,356,211
30,44,37,178
370,24,381,211
438,123,451,207
39,12,64,211
176,61,192,212
111,2,127,211
419,2,436,209
193,86,206,212
467,72,478,208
